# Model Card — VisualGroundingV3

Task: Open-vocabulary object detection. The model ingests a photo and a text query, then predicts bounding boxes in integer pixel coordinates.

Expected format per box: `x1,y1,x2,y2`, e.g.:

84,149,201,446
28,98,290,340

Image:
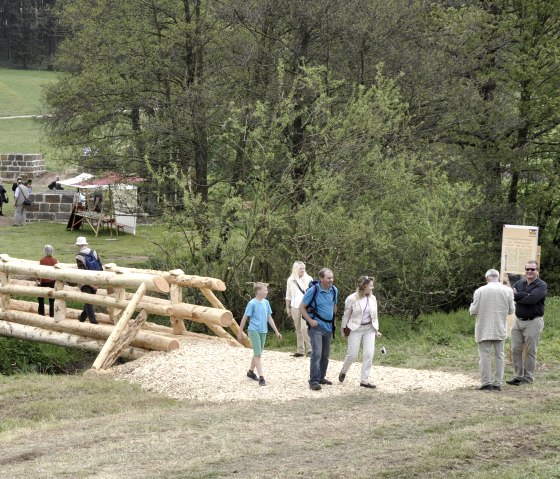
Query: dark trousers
37,282,55,317
80,285,98,324
308,327,332,385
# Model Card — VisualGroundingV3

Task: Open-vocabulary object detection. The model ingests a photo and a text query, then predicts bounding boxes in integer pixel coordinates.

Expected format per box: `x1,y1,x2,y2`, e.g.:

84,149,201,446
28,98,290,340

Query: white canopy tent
62,173,142,236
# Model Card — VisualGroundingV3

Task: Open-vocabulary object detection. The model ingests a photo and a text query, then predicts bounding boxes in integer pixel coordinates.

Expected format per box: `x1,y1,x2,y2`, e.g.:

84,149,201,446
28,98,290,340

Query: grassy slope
0,68,58,164
0,68,56,116
0,371,559,478
0,221,167,267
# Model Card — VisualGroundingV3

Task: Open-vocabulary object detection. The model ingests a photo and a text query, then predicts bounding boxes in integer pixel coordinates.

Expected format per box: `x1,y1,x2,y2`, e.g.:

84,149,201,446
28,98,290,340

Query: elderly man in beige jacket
469,269,515,391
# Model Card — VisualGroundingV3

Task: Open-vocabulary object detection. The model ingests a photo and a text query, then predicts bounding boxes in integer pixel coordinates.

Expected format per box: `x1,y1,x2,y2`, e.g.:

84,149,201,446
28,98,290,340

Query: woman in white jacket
285,261,313,357
339,276,381,388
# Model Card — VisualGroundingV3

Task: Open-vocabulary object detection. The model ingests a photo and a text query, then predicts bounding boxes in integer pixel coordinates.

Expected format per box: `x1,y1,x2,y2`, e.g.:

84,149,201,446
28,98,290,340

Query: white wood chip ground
113,341,479,403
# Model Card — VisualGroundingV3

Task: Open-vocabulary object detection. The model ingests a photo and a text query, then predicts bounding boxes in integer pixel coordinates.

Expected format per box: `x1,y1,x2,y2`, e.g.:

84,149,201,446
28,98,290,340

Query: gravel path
114,341,478,403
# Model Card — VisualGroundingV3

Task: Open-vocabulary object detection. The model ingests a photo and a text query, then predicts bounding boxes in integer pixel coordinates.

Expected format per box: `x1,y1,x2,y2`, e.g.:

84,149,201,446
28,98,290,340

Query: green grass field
0,68,56,116
0,221,167,267
0,68,59,164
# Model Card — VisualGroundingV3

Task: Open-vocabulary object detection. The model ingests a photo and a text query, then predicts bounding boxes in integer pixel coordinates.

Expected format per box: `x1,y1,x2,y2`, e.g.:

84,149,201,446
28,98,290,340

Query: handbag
18,184,31,206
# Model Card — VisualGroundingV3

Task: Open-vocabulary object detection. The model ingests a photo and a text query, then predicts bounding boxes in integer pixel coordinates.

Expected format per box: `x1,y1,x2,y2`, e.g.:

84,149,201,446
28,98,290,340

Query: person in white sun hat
75,236,102,324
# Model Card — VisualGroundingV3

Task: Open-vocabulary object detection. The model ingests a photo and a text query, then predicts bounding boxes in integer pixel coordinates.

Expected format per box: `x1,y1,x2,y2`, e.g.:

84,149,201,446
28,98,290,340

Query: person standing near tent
93,189,103,212
13,177,31,226
75,236,101,324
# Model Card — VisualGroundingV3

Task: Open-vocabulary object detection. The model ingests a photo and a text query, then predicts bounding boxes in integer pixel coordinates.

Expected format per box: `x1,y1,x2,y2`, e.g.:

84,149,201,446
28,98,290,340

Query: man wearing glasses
506,260,547,385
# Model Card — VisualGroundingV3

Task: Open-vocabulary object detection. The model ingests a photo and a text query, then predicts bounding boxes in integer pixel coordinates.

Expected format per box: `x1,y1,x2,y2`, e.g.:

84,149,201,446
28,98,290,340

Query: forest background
2,0,560,326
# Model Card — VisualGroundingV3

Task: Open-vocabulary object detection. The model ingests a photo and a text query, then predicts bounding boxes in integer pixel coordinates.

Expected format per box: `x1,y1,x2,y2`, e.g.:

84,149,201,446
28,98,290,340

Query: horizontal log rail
0,261,170,293
0,319,147,359
0,256,225,291
1,309,179,352
0,284,232,328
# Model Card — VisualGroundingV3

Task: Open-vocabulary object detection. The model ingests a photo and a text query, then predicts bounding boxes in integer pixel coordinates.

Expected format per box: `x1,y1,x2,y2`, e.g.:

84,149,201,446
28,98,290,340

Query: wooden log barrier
1,283,233,328
0,319,147,359
1,257,226,291
0,255,249,349
0,309,179,352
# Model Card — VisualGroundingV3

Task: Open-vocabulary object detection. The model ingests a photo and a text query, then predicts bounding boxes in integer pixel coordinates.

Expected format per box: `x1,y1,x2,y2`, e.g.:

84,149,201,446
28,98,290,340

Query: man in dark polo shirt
506,260,547,385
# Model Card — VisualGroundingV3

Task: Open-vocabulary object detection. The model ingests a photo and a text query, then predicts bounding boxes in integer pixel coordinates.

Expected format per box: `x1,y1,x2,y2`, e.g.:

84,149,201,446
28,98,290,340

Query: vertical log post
169,282,187,335
0,272,9,311
109,287,127,324
92,282,146,370
53,280,66,323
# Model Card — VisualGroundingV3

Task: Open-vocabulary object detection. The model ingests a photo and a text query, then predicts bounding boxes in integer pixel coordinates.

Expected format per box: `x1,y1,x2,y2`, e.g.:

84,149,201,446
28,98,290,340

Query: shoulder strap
18,185,29,200
293,280,306,295
307,285,334,323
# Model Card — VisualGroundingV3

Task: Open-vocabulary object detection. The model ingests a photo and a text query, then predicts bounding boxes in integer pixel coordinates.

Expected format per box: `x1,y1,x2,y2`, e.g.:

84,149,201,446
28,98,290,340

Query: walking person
469,269,515,391
75,236,101,324
300,268,338,391
37,245,59,318
506,260,547,385
0,180,7,215
339,276,381,389
285,261,313,357
13,177,31,226
237,282,282,386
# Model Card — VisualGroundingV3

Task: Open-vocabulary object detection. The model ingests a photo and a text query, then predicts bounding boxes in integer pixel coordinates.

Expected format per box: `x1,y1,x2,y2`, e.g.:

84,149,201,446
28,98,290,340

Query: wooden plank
92,283,146,370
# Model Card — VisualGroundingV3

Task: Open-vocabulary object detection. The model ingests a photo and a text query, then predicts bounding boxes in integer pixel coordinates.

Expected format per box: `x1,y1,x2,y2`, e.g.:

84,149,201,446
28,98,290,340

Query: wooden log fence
0,254,248,370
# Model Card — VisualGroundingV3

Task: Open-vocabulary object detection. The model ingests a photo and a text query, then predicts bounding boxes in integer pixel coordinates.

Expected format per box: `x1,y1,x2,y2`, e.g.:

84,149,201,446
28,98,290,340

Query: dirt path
114,340,478,403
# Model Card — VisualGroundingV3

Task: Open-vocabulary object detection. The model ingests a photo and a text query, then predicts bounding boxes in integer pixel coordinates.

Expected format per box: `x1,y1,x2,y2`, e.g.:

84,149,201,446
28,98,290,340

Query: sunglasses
525,268,537,272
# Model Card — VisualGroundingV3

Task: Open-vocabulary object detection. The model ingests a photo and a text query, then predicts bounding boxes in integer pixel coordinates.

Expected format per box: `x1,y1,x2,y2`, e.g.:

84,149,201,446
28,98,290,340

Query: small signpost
500,224,539,336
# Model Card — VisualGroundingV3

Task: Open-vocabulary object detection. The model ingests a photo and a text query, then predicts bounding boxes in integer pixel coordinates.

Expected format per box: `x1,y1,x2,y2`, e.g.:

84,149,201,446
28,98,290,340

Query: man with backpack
75,236,101,324
299,268,338,391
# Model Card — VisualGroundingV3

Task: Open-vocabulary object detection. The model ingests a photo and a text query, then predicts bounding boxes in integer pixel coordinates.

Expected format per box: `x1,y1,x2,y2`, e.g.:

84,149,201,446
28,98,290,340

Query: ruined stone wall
0,153,47,180
25,190,75,223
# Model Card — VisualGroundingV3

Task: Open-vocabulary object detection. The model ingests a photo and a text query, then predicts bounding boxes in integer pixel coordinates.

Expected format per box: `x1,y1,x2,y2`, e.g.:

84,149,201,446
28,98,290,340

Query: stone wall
25,190,75,223
0,153,47,180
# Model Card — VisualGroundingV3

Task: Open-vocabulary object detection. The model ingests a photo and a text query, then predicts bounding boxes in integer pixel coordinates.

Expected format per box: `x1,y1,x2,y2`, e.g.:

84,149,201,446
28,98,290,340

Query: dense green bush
0,337,94,375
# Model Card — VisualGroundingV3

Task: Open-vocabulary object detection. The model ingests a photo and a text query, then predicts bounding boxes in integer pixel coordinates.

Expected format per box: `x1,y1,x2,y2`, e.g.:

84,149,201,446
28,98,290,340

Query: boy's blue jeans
308,326,332,385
